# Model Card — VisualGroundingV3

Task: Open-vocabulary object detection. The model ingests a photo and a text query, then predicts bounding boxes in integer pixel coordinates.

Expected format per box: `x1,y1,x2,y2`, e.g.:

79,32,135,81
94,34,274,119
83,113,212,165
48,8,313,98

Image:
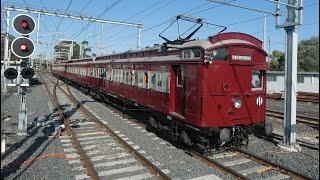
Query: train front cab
198,33,270,146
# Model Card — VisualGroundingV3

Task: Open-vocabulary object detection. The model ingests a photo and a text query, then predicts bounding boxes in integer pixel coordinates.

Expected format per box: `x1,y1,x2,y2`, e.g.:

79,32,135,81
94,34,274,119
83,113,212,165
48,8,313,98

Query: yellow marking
227,152,240,157
77,132,105,136
258,166,274,173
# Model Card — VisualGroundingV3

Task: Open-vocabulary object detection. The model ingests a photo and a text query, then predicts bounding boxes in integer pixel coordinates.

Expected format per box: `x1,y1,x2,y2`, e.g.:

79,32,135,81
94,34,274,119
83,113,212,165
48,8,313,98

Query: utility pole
263,13,267,51
274,0,303,152
101,22,104,55
2,9,10,93
268,37,271,62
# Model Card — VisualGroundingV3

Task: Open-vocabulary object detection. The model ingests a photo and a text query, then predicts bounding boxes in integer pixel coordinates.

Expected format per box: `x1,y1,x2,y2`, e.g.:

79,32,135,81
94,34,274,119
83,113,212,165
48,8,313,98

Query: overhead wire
68,0,123,40
105,0,234,48
106,2,318,51
44,0,73,55
39,0,58,30
105,0,175,41
59,0,94,39
87,0,169,40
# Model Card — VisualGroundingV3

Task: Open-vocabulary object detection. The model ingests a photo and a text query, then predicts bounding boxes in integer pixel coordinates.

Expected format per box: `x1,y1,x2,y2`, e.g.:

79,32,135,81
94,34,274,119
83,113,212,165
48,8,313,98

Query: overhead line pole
5,6,143,27
2,9,10,93
5,5,143,56
275,0,303,152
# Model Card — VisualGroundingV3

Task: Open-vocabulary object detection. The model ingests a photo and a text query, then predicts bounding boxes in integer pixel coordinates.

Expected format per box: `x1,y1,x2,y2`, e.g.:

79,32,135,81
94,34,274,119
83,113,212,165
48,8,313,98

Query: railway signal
11,14,36,59
11,36,35,59
9,13,36,136
10,14,36,86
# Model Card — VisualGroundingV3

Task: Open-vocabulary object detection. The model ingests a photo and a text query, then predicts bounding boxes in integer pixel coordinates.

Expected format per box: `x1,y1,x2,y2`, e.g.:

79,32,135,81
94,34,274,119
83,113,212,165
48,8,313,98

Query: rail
266,109,319,126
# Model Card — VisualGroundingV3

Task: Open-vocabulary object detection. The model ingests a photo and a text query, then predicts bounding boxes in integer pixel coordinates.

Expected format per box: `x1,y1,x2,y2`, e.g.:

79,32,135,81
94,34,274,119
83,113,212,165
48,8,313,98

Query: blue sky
1,0,319,60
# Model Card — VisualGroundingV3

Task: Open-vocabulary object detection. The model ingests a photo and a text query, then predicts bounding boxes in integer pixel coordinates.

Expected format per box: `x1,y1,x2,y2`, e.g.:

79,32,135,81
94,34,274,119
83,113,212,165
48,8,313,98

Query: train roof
53,32,265,66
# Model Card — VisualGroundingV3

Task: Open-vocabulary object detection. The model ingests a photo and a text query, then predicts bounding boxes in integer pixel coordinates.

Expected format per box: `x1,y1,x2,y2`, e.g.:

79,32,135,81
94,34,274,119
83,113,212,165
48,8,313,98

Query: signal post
4,14,36,135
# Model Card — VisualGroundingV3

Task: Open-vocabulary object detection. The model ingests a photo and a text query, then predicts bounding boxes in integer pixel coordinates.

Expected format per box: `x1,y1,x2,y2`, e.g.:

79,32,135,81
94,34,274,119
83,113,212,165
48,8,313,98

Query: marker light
21,21,28,28
20,44,27,51
233,98,242,109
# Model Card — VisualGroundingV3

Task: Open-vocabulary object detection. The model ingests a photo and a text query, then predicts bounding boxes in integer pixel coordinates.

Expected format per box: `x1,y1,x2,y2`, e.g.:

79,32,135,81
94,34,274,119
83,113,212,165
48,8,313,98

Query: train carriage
51,32,271,152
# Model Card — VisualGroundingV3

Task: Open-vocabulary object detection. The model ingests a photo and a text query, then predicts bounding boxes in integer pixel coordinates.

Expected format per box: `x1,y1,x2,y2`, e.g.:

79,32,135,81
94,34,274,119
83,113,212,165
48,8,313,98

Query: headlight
233,98,242,109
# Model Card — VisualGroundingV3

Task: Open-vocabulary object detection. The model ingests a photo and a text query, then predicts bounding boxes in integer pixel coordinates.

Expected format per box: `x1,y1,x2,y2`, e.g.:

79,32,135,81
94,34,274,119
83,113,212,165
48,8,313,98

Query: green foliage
1,33,19,61
268,36,319,72
297,36,319,72
268,50,285,71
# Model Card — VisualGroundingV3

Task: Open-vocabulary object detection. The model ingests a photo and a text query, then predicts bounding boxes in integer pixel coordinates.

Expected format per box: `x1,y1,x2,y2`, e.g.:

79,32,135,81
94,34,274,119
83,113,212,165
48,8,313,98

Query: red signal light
20,44,27,51
21,21,28,28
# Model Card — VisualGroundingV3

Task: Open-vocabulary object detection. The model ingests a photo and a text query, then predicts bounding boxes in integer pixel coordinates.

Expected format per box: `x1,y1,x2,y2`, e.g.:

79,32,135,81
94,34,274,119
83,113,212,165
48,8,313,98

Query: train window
157,73,162,90
144,72,148,88
100,69,104,79
123,71,126,83
206,47,228,61
134,72,138,86
129,71,133,82
176,68,182,87
252,70,263,90
150,72,156,89
183,50,192,59
105,68,108,80
162,73,170,93
138,72,143,87
113,70,117,82
166,73,170,93
120,54,126,59
120,69,123,83
96,68,99,78
193,49,201,58
125,71,129,83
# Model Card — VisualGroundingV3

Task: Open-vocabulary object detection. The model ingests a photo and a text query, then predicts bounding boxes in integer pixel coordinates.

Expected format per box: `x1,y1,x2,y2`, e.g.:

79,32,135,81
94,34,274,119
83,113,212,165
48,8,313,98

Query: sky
1,0,319,60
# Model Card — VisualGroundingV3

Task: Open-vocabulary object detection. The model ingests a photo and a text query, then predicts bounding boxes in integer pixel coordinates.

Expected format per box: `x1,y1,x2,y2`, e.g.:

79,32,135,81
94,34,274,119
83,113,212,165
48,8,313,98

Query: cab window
252,70,263,90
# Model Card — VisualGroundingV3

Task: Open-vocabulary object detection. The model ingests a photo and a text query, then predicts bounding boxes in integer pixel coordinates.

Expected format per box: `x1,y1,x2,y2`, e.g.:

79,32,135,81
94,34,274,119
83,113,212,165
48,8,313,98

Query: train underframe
54,74,270,155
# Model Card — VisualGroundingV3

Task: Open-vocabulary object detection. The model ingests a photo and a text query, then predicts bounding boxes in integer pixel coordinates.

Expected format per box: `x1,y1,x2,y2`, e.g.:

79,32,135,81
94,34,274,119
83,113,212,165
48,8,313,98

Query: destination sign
232,55,252,61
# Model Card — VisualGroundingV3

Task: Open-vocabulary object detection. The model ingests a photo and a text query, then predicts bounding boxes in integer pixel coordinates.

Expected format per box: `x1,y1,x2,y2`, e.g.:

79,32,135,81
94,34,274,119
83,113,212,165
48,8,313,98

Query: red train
51,32,272,152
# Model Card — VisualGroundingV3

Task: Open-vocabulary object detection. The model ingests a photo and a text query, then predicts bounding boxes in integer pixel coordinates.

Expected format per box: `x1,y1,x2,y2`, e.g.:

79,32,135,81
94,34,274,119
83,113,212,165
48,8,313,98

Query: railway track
39,72,170,180
266,109,319,126
46,72,314,180
267,93,319,103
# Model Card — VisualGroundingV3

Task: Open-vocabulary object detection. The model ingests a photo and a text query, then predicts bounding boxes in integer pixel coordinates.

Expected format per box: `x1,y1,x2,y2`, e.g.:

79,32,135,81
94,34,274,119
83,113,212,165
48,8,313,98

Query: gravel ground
71,87,234,180
242,135,319,180
1,76,75,180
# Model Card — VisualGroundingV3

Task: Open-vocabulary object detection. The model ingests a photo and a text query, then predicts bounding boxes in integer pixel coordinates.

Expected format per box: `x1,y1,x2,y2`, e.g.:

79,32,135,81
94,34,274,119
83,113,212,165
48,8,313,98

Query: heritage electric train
51,32,272,152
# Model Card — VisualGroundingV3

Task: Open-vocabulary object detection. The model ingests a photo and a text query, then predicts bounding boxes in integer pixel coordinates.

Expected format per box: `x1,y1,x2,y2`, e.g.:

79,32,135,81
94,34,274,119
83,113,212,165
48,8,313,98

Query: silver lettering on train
232,55,252,61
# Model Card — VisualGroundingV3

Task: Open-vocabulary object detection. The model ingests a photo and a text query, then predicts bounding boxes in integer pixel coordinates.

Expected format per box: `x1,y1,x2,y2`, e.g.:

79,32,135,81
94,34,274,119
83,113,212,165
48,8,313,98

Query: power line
39,0,58,29
105,0,175,41
105,0,235,47
69,0,123,40
59,0,94,39
105,2,318,52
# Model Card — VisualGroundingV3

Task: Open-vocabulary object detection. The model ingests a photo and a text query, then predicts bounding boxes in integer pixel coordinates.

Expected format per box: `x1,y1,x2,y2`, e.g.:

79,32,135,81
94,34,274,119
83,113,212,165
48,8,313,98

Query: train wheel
180,131,192,146
148,117,157,129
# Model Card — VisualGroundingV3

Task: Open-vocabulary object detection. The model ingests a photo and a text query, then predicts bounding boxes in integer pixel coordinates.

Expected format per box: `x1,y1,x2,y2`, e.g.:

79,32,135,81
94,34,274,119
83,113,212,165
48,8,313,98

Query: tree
1,33,19,61
268,50,285,71
268,36,319,72
297,36,319,72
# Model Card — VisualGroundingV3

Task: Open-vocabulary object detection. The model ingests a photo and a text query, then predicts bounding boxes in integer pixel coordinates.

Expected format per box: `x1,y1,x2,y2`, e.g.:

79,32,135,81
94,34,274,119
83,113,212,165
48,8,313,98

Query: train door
173,65,186,115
